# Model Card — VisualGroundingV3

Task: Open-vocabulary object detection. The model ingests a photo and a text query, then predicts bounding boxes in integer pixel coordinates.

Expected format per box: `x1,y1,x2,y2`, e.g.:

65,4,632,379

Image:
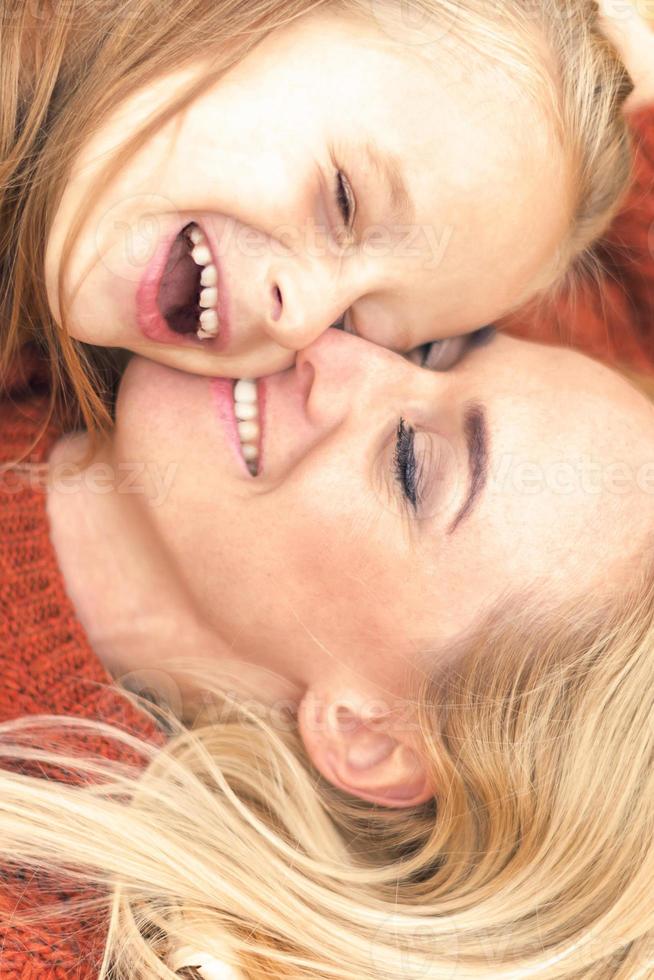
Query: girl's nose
263,263,355,350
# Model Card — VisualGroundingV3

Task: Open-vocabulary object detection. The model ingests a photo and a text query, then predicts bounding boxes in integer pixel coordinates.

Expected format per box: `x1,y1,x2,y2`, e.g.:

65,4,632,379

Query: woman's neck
45,430,212,682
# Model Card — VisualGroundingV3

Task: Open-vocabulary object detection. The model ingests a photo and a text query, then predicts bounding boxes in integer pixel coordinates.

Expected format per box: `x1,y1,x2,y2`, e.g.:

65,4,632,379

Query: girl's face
108,329,654,714
44,8,571,379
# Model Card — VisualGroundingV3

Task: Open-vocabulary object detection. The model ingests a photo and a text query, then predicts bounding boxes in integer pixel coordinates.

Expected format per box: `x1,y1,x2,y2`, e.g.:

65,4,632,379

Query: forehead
279,11,556,162
451,338,654,593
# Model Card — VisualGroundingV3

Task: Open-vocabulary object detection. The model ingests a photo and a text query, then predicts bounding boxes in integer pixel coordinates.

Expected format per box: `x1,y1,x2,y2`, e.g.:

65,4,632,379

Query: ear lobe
297,690,434,809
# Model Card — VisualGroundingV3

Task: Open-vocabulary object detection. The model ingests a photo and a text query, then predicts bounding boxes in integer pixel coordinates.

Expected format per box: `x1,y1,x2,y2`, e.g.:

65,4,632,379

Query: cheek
177,68,321,223
43,227,62,326
274,495,404,640
43,209,89,336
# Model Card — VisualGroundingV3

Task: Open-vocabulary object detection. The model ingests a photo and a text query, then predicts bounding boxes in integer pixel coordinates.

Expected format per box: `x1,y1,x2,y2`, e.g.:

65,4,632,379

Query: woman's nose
295,329,415,427
263,262,355,350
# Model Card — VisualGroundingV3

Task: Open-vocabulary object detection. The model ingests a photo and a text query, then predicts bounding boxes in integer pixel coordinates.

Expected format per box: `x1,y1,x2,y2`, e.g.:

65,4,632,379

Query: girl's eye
330,313,356,334
405,336,470,372
406,326,497,373
335,170,356,230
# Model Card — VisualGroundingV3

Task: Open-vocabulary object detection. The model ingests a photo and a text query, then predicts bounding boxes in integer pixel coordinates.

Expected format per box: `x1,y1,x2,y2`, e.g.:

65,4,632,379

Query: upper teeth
188,224,220,340
234,379,259,476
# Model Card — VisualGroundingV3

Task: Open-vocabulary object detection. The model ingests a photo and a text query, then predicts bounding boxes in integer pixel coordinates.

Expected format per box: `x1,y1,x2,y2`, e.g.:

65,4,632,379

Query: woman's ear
297,687,434,808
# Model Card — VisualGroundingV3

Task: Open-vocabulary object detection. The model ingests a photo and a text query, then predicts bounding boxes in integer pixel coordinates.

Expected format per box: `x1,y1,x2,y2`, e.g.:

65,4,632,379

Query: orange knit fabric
501,104,654,372
0,352,167,976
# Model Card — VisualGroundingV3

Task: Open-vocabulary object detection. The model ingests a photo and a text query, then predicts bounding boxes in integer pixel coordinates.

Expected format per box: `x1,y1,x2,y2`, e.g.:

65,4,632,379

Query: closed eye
407,325,497,372
330,312,356,334
330,321,497,367
335,170,356,231
394,418,420,511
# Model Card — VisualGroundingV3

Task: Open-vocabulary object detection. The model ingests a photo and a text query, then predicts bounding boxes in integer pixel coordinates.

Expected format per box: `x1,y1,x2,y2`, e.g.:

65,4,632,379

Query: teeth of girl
233,378,260,476
198,308,219,336
185,225,221,341
200,264,217,287
191,243,212,267
199,287,218,308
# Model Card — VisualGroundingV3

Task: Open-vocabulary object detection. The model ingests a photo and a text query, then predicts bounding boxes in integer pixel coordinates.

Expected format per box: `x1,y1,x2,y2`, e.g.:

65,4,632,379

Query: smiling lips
211,377,263,477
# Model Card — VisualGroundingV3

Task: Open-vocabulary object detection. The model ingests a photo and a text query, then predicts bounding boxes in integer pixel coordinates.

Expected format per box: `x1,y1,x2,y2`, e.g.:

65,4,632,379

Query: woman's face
44,8,570,379
111,329,654,720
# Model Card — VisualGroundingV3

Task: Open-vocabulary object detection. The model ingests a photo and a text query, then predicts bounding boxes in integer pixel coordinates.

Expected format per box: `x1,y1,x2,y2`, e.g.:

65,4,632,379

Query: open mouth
157,221,221,340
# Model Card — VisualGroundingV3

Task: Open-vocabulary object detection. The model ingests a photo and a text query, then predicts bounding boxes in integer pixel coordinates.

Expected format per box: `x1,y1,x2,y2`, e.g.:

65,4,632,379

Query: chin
115,355,205,436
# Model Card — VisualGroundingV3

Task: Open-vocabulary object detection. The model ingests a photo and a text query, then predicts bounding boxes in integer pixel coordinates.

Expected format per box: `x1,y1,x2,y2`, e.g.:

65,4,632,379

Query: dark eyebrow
362,142,415,225
447,403,489,535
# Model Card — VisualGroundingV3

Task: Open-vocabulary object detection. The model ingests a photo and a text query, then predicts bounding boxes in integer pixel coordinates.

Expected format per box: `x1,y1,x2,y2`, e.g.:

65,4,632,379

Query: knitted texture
502,104,654,372
0,354,166,977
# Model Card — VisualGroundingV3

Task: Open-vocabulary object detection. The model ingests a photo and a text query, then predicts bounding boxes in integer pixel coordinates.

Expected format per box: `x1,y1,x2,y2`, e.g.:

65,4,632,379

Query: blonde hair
0,0,633,436
0,2,648,976
2,568,654,978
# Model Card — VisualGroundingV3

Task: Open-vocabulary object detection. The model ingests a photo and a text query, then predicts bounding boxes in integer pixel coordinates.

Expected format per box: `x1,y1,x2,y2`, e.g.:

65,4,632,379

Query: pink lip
210,378,265,477
136,221,231,351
